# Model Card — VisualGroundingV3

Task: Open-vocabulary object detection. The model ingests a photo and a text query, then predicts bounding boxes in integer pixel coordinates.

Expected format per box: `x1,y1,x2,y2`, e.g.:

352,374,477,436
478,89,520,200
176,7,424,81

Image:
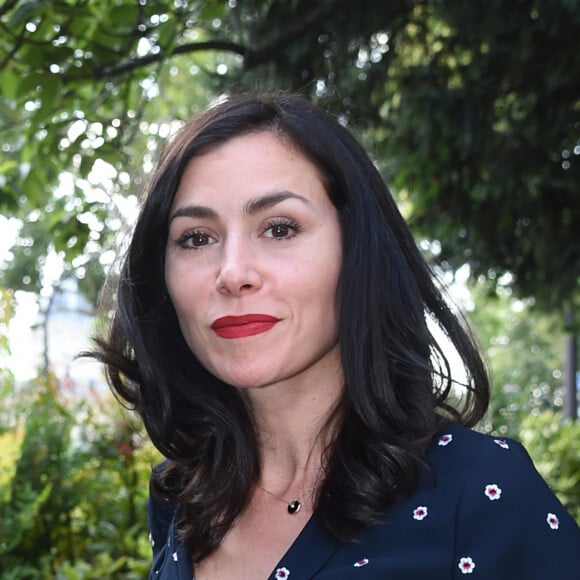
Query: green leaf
39,75,63,114
79,155,95,177
47,208,68,229
199,1,227,21
0,69,20,100
157,19,176,49
19,168,45,206
0,186,20,212
15,72,44,99
0,160,19,174
18,43,48,68
108,5,139,27
68,12,98,38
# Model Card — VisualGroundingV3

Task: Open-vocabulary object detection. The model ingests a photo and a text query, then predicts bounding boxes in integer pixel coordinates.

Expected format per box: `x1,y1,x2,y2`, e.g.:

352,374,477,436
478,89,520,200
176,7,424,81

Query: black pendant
287,500,301,514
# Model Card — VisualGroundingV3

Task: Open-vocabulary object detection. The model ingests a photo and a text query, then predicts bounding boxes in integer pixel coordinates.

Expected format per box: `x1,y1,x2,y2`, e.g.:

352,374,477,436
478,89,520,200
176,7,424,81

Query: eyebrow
169,191,310,222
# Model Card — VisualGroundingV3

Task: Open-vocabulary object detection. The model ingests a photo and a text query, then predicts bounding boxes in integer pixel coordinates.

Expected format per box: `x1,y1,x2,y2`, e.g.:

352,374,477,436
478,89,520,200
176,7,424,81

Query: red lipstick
211,314,280,339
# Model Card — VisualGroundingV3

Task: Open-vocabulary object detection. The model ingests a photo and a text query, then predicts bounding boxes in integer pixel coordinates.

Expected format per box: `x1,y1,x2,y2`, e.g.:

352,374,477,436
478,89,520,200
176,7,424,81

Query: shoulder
427,422,518,463
426,422,566,501
426,423,580,578
146,462,192,579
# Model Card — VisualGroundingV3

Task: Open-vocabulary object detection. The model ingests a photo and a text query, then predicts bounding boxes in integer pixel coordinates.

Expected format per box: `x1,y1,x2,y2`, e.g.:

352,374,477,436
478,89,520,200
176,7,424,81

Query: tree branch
94,40,248,80
0,24,26,70
87,0,350,80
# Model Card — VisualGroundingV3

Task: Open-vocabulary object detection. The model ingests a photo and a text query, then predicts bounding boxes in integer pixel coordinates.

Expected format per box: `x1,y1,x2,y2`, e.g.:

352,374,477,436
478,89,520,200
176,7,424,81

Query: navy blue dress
147,424,580,579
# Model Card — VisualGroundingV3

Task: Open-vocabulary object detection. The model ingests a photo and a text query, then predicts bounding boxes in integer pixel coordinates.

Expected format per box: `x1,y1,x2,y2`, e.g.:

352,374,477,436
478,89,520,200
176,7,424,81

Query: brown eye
263,219,300,240
190,233,210,246
176,231,216,249
270,224,291,238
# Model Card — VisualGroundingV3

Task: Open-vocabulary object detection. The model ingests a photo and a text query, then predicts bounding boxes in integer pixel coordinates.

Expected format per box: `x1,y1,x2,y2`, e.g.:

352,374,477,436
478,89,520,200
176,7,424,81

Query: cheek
168,292,208,362
304,253,341,323
317,244,342,303
165,267,183,319
326,262,342,330
165,265,202,336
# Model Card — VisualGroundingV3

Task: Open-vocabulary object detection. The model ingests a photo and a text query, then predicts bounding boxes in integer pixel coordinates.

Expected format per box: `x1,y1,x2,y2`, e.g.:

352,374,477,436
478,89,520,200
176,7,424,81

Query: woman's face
165,131,343,391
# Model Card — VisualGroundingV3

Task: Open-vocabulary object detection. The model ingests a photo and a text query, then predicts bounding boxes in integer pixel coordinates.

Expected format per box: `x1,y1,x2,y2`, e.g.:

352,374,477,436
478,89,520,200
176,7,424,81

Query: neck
255,434,327,515
243,359,343,497
257,425,329,493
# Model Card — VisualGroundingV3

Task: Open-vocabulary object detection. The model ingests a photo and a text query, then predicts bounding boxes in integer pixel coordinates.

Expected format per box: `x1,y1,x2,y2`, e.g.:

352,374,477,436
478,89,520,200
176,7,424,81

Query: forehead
171,132,330,209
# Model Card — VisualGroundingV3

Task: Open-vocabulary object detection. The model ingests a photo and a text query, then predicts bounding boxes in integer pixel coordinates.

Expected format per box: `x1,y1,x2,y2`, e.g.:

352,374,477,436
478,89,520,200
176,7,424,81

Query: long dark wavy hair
90,92,490,562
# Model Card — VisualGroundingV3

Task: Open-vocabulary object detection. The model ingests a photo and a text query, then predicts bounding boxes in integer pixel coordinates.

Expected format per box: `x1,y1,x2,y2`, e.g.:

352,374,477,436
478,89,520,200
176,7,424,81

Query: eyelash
173,218,302,250
174,230,215,249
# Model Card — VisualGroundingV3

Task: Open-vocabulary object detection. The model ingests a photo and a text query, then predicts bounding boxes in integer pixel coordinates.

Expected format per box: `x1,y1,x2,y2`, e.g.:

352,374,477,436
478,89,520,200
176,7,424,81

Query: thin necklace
258,483,319,515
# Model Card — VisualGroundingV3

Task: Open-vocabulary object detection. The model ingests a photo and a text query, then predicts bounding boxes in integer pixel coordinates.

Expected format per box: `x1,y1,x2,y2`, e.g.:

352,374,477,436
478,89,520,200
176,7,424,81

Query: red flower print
413,506,429,520
353,558,369,568
275,567,290,579
493,439,509,450
546,513,560,530
458,556,476,574
484,484,502,501
438,434,453,446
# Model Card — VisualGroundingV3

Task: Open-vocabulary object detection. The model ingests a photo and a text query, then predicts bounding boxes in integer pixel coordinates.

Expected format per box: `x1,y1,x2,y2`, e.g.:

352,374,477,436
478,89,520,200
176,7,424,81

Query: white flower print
172,551,178,562
275,567,290,579
438,434,453,446
484,484,502,501
546,513,560,530
458,556,476,574
413,506,428,520
493,438,509,450
353,558,369,568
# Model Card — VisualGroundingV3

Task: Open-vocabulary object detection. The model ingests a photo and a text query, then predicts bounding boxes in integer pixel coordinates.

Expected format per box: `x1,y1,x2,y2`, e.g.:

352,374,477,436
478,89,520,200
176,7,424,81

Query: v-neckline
265,513,344,579
180,512,343,580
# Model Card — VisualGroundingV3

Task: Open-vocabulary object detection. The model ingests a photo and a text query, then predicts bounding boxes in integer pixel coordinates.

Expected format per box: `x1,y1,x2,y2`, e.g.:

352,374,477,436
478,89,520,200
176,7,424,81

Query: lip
211,314,280,339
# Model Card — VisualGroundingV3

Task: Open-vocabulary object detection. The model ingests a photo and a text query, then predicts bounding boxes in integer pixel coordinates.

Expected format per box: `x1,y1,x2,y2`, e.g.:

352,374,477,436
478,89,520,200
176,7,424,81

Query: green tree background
0,0,578,576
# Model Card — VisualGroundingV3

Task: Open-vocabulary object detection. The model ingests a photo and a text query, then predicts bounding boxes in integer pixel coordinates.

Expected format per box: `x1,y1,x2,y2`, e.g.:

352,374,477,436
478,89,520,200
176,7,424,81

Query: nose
215,236,262,296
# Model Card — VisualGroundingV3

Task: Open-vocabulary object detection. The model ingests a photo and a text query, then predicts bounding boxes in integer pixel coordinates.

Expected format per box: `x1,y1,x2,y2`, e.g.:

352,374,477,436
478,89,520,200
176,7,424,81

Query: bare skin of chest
193,493,311,580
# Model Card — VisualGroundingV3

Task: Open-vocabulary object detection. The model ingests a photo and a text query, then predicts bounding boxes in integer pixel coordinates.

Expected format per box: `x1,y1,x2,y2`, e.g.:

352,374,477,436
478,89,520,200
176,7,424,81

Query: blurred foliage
376,1,580,315
0,288,15,401
521,411,580,522
0,0,578,318
0,0,219,304
0,372,162,579
466,280,570,436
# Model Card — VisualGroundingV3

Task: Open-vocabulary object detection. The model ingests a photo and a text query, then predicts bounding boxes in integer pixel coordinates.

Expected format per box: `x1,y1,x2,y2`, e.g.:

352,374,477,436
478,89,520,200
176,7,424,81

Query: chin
211,366,275,391
228,377,272,390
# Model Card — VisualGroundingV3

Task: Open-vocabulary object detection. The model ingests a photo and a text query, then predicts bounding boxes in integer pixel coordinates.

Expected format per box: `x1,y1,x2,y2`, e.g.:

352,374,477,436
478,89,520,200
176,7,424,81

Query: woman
93,93,579,579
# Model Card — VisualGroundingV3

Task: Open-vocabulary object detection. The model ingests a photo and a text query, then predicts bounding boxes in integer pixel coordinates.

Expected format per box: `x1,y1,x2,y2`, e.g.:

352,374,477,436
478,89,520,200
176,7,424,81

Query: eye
175,230,216,249
263,219,301,240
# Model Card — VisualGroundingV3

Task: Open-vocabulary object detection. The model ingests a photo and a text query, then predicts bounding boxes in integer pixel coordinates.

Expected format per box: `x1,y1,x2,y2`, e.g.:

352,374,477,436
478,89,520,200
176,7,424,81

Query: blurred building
9,278,108,398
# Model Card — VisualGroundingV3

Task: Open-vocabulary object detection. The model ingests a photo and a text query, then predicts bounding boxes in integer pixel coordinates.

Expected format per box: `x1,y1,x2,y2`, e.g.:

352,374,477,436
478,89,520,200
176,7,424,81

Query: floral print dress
147,424,580,579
